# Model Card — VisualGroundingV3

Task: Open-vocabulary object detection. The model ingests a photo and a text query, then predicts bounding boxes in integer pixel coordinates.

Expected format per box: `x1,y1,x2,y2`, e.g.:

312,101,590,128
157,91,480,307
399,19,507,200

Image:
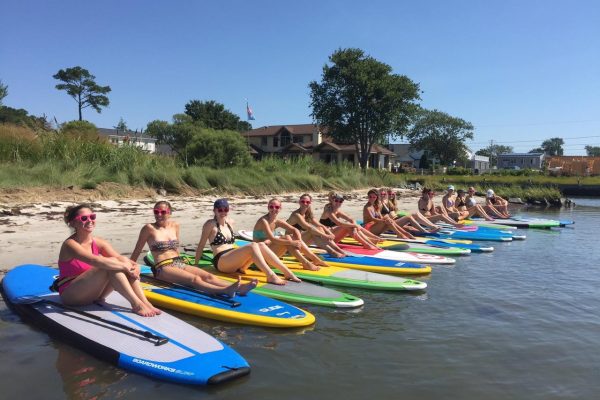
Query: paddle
13,295,169,346
140,274,241,308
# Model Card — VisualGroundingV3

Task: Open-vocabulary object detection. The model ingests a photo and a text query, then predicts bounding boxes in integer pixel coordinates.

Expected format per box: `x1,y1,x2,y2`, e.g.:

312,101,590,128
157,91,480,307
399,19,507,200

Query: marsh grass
0,123,580,200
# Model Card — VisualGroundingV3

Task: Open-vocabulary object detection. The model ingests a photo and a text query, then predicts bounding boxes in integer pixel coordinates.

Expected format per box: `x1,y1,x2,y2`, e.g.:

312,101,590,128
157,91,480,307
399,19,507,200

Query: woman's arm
129,225,151,263
195,220,214,264
63,238,133,275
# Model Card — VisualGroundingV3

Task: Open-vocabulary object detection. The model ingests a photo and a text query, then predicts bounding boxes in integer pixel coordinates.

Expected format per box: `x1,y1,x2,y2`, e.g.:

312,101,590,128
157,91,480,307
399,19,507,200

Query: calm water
1,199,599,400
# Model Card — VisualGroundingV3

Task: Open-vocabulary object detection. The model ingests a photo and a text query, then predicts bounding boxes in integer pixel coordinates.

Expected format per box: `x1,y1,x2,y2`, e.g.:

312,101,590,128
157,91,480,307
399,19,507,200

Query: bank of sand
0,189,425,271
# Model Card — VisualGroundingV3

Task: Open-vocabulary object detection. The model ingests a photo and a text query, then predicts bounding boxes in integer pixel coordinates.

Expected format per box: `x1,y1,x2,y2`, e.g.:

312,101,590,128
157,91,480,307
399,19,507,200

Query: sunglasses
268,205,281,210
153,209,170,216
379,192,387,195
74,213,96,223
334,199,344,203
387,192,395,196
299,200,311,205
216,207,229,213
368,195,378,199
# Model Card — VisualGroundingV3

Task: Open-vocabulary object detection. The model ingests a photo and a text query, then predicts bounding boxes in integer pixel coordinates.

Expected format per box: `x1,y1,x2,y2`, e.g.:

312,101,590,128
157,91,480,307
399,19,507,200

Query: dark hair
422,188,432,194
64,203,93,225
367,189,380,211
154,200,172,211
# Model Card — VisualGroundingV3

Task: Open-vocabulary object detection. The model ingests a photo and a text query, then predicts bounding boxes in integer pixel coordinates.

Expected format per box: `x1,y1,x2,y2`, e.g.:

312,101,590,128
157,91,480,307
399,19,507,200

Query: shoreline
0,188,426,271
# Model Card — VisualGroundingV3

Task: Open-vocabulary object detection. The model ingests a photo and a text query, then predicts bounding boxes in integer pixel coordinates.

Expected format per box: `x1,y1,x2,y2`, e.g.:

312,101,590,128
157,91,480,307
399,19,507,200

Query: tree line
3,49,599,171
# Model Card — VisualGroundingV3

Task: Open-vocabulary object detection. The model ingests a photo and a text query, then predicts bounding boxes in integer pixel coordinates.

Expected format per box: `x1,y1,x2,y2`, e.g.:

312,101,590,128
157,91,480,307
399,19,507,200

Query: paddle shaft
141,272,242,308
21,297,168,346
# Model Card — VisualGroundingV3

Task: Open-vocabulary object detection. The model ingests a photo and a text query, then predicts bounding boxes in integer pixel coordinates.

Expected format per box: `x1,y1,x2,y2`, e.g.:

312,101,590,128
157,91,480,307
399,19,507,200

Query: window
280,131,291,147
293,135,303,143
261,137,267,146
273,137,279,147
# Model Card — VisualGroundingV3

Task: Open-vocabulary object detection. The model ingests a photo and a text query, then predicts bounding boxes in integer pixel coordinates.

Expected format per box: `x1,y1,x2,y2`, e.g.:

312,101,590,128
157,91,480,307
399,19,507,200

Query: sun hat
457,189,465,194
213,198,229,209
486,189,495,198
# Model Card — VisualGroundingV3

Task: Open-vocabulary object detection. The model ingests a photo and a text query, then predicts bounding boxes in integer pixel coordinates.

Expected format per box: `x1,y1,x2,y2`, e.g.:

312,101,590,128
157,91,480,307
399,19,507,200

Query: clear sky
2,0,599,155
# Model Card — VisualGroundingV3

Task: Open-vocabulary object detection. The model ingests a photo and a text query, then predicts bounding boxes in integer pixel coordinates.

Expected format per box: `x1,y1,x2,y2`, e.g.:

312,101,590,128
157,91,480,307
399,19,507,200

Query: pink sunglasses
74,213,96,223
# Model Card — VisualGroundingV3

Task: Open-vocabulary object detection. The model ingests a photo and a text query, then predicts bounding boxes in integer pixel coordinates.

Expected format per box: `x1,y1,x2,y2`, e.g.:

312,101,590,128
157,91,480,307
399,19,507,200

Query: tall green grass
0,123,573,200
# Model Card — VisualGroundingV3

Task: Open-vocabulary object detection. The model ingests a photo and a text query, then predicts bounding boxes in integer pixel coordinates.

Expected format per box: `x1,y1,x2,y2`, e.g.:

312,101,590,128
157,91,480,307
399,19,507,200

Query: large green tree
405,109,474,166
530,137,564,156
184,100,252,132
585,145,600,157
309,48,421,170
53,66,111,121
476,144,513,167
146,114,251,167
0,79,8,106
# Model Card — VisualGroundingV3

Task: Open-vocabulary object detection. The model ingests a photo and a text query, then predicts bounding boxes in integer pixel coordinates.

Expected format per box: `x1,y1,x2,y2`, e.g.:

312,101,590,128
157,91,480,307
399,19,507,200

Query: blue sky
2,0,599,155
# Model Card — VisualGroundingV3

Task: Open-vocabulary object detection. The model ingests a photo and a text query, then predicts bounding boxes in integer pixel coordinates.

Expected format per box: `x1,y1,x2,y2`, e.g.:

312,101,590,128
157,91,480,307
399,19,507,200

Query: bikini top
319,217,336,227
149,239,179,252
380,203,390,216
467,197,477,207
446,198,454,207
210,219,235,246
58,240,99,279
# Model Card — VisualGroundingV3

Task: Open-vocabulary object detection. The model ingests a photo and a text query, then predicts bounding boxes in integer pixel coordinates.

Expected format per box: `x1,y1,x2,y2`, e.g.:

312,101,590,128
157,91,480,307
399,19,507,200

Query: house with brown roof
242,124,395,169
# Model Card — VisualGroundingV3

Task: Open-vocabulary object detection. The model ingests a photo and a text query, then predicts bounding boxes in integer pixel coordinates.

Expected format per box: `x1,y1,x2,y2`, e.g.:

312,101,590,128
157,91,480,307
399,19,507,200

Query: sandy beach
0,188,427,271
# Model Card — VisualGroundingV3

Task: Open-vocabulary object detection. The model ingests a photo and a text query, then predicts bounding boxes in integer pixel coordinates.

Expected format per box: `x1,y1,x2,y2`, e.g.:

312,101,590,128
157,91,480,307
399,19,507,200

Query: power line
475,119,600,128
468,135,600,145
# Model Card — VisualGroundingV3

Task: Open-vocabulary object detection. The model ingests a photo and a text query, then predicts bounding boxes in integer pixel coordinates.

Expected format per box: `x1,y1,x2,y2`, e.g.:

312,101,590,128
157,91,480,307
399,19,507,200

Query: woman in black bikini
195,199,300,286
131,201,256,296
286,193,347,258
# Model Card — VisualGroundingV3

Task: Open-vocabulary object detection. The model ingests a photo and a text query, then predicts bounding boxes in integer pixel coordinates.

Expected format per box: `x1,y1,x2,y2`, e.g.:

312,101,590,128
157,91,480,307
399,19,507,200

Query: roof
242,124,328,137
314,141,394,155
97,128,156,142
498,153,544,157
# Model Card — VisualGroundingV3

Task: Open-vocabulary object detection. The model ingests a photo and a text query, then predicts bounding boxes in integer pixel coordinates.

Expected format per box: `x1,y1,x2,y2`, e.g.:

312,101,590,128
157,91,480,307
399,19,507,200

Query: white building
98,128,157,153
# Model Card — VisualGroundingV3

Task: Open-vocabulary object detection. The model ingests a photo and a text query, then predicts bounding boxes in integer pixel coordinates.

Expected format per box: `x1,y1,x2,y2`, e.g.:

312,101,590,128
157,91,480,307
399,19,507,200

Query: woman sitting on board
465,187,509,218
253,198,328,271
380,187,441,233
418,188,464,227
363,189,417,239
441,185,470,220
56,204,159,317
130,201,256,297
455,189,496,221
195,198,300,285
486,189,511,218
286,193,347,258
319,193,381,250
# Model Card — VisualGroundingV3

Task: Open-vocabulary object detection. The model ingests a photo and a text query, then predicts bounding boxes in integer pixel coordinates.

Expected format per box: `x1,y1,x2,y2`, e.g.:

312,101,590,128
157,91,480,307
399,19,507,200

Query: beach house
242,124,395,169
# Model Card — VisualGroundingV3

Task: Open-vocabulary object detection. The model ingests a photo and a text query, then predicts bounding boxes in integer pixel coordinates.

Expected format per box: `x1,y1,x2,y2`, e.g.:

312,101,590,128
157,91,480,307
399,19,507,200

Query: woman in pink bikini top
56,204,160,317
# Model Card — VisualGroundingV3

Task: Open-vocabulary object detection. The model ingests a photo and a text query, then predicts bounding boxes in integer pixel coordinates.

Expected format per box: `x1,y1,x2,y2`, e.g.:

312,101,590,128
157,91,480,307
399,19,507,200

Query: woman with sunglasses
57,204,159,317
418,188,464,227
196,199,300,285
287,194,347,258
485,189,511,218
319,193,381,250
253,198,328,271
363,189,418,239
466,187,508,218
441,185,470,220
378,187,440,233
384,188,442,231
131,201,254,297
455,189,496,220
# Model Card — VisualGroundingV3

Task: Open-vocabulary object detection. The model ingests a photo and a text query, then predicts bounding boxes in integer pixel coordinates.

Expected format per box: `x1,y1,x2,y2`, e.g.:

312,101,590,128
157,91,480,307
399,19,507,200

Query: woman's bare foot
314,258,329,267
132,302,156,317
144,300,162,315
301,261,320,271
285,274,302,283
237,279,258,296
222,279,241,298
267,274,287,285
